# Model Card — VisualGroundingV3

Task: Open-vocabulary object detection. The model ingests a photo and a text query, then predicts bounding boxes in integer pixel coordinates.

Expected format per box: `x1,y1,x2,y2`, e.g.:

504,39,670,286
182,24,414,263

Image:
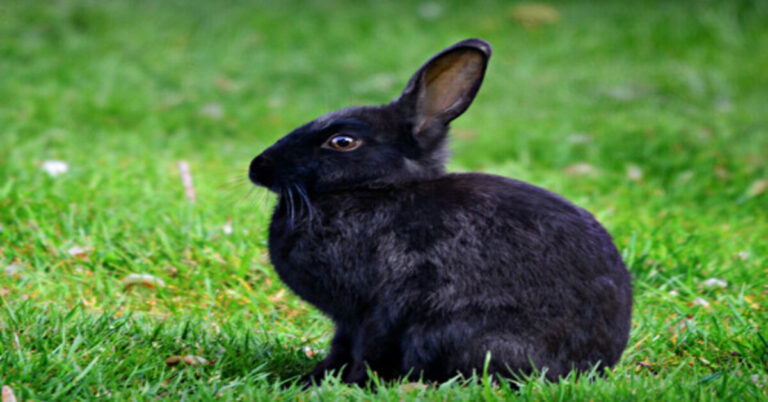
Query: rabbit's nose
249,155,276,187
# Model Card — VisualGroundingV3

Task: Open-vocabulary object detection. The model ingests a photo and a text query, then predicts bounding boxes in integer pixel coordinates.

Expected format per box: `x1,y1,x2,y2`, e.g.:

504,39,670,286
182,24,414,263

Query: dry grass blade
177,161,196,203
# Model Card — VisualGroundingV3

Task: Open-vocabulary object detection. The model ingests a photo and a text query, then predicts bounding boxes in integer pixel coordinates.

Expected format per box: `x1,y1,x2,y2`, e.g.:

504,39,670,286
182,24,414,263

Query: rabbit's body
250,39,632,385
269,172,631,383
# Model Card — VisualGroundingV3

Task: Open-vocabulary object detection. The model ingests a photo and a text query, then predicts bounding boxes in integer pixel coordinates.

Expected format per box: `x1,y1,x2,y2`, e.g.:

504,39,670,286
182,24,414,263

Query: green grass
1,0,767,399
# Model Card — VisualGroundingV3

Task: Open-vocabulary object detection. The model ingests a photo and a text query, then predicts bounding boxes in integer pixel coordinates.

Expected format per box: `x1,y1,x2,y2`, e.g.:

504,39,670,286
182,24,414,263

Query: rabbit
248,38,632,386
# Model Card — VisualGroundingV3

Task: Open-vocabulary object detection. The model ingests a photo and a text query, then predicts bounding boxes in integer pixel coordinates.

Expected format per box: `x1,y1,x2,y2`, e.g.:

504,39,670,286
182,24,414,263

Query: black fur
248,39,632,386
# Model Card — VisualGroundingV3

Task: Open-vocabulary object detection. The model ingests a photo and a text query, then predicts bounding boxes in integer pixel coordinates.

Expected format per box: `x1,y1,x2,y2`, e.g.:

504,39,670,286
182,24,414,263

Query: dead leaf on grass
510,3,560,28
269,289,286,302
166,266,179,278
68,245,92,259
701,278,727,289
215,76,234,92
564,163,599,177
222,218,233,235
122,273,166,290
691,297,711,309
743,295,760,310
567,133,593,144
2,386,17,402
626,165,643,181
165,354,211,367
400,382,428,392
417,2,443,20
3,263,24,277
746,179,767,198
302,346,323,358
41,160,69,177
675,170,694,185
199,103,224,120
713,166,730,180
636,360,652,369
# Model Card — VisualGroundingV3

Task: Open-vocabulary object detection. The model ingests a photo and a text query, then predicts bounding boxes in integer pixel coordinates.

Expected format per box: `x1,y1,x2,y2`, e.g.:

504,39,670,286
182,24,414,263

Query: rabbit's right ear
398,39,491,139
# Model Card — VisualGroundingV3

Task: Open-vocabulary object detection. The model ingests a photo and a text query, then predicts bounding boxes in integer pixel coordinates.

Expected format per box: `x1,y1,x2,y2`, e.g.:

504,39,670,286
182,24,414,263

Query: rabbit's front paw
342,362,370,387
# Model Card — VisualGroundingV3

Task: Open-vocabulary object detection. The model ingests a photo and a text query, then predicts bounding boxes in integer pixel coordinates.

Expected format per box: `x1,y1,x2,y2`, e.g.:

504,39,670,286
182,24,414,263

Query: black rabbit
248,39,632,386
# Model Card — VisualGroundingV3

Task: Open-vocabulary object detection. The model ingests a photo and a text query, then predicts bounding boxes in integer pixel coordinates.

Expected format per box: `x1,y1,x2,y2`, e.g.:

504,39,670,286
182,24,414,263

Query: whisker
222,179,250,188
225,173,249,181
249,188,271,220
259,189,270,207
291,183,302,214
294,184,313,222
218,174,252,192
234,186,257,207
285,186,296,230
218,182,250,193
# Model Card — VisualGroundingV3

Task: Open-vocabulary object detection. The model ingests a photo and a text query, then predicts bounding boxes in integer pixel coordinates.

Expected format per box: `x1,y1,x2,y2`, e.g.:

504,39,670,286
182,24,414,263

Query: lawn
1,0,767,399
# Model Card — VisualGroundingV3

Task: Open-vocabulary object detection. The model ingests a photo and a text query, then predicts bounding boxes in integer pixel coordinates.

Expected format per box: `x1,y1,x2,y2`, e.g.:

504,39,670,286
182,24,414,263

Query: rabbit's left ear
399,39,491,135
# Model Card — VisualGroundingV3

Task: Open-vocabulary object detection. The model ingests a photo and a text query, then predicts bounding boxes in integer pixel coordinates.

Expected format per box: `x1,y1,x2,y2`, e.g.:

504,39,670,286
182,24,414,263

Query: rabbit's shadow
214,337,319,384
143,317,322,385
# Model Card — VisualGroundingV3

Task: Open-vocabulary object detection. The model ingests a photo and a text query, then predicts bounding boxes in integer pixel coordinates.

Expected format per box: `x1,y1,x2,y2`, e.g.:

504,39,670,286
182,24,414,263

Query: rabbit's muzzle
249,154,277,189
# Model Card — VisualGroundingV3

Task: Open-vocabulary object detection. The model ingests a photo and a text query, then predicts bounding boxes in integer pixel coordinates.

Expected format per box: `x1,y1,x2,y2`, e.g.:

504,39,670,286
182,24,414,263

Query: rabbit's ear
399,39,491,135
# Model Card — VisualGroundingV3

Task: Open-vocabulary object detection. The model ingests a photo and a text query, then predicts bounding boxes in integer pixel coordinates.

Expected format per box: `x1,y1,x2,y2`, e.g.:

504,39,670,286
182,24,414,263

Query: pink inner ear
416,49,485,132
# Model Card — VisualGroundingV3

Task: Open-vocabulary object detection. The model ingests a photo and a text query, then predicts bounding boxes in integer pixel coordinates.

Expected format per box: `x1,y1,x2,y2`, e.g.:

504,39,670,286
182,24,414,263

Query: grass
1,0,767,399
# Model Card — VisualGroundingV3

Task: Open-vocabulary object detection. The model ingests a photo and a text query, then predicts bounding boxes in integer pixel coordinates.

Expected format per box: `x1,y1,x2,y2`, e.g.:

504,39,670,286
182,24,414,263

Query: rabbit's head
249,39,491,194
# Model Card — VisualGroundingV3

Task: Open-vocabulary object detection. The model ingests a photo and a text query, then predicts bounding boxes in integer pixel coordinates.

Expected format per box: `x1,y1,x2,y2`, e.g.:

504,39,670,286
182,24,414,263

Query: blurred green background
0,0,766,399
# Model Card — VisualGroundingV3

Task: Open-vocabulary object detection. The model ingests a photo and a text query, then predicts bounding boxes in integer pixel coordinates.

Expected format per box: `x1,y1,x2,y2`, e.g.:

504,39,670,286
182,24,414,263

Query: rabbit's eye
325,135,362,151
